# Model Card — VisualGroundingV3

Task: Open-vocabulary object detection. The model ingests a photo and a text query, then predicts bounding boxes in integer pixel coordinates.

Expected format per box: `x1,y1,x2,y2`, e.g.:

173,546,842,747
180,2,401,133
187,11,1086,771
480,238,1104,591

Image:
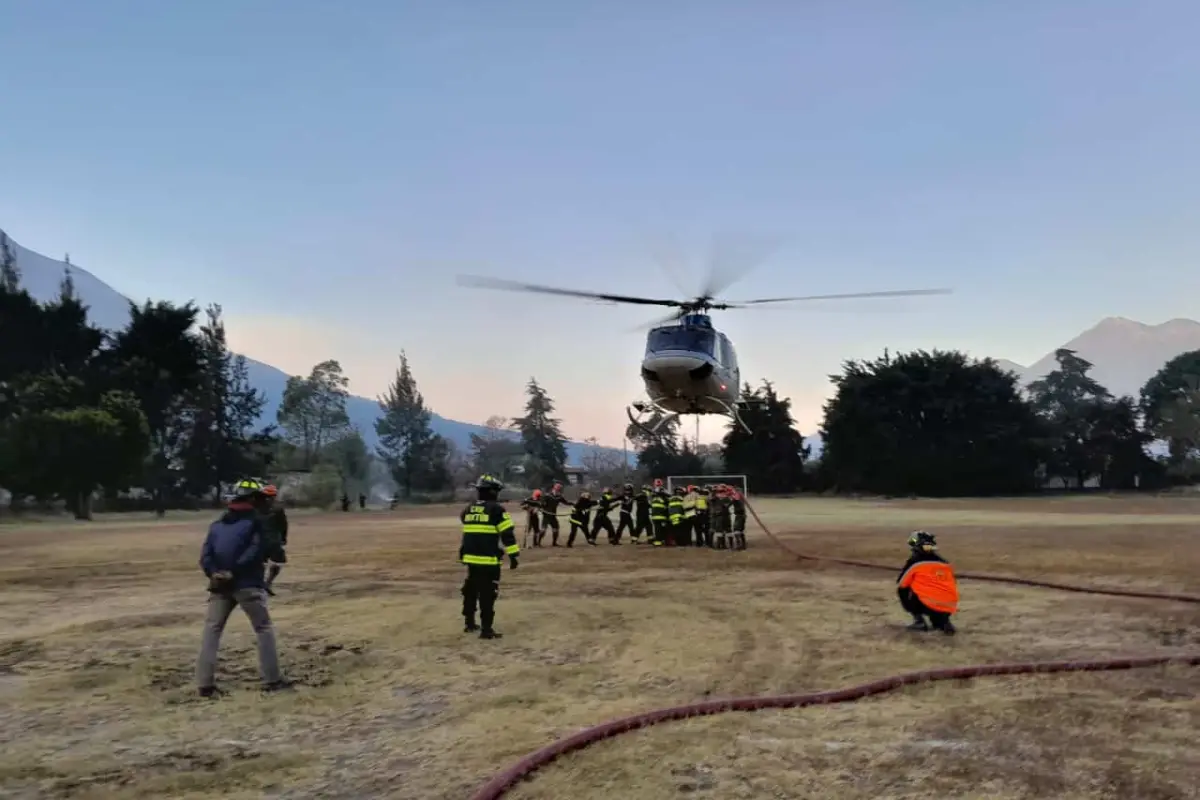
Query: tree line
4,233,1198,510
818,347,1200,495
1,234,272,517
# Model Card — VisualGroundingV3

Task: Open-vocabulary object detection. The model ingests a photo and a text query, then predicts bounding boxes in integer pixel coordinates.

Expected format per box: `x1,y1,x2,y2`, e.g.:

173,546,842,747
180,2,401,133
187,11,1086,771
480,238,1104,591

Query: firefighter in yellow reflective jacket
458,474,519,640
693,486,711,548
667,487,685,547
650,479,669,546
681,486,698,546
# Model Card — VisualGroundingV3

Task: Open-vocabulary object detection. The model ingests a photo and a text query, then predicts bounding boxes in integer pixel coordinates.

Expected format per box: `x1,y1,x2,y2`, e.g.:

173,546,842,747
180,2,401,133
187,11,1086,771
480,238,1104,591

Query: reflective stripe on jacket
459,501,519,566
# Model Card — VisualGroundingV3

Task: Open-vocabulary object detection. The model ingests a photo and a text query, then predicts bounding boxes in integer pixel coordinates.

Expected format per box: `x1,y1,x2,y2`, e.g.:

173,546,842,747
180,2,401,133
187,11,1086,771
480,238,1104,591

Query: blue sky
4,1,1200,445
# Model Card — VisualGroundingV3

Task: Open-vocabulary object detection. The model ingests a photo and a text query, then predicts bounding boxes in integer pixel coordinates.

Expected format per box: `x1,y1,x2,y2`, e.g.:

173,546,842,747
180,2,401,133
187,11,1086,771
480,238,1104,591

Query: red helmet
532,489,542,499
653,478,664,487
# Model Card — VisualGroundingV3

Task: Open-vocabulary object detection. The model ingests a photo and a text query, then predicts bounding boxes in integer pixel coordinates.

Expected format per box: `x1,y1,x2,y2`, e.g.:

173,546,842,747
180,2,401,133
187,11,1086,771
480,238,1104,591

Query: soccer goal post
666,475,749,497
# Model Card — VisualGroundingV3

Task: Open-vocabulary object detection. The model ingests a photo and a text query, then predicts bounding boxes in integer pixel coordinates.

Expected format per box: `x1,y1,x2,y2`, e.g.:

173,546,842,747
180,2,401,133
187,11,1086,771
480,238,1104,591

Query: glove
509,555,519,570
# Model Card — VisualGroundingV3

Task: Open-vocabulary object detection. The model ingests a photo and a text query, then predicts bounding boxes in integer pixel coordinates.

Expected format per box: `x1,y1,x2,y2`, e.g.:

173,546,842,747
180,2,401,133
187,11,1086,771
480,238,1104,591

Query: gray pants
195,587,282,688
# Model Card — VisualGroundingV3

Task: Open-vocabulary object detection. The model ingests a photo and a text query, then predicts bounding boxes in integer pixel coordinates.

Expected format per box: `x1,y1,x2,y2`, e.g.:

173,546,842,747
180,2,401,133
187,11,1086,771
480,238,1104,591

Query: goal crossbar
667,474,748,496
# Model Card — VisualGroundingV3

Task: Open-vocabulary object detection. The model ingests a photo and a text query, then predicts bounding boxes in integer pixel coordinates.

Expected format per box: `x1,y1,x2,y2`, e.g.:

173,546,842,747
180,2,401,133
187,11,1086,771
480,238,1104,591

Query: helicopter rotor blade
457,274,684,308
699,233,788,300
727,287,953,306
639,231,693,297
623,308,686,333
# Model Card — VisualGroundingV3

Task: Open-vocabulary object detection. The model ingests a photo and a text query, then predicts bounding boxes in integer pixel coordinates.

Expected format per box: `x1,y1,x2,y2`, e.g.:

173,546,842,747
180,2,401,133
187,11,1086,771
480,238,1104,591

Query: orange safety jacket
897,555,960,614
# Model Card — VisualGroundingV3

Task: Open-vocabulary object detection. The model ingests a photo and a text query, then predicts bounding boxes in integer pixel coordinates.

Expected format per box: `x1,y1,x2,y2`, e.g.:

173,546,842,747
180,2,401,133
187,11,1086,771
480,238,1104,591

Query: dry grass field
1,496,1198,800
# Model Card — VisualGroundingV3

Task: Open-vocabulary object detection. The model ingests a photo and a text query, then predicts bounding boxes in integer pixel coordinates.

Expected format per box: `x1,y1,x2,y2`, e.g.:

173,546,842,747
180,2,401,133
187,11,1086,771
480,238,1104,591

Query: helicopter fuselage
640,314,740,414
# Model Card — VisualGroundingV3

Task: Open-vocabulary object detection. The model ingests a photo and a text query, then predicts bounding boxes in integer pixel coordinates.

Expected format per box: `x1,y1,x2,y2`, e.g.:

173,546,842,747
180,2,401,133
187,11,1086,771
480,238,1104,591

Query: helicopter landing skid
710,396,754,435
626,401,680,438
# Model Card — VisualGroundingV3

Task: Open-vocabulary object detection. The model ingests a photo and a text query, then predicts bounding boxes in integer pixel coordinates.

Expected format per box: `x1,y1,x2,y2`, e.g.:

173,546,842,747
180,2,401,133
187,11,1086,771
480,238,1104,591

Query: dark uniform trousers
650,493,669,546
694,508,711,547
592,494,619,544
667,499,683,546
633,493,652,541
462,565,503,630
680,512,696,546
568,513,592,545
615,510,634,542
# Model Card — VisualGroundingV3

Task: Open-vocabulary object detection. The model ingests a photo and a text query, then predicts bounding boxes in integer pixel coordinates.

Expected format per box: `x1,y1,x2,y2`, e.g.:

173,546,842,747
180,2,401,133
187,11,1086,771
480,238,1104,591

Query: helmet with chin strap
908,530,937,552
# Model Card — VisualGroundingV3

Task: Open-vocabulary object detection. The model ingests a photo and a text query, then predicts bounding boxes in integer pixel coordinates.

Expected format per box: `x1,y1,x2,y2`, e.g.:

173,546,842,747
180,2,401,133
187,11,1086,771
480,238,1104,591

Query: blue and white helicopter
457,274,950,436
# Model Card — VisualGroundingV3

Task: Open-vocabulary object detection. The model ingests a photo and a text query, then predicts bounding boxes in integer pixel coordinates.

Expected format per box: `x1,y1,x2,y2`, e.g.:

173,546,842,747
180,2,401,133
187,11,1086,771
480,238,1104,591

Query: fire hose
470,499,1200,799
741,500,1200,604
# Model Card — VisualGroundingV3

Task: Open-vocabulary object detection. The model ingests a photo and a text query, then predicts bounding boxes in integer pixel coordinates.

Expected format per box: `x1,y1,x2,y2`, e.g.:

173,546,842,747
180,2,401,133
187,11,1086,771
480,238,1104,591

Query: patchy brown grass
0,497,1198,799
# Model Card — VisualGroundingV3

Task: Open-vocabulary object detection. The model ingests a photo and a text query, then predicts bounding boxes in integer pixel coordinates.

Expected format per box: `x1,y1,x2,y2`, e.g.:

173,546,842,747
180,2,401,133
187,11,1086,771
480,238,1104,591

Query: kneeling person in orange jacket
897,530,958,635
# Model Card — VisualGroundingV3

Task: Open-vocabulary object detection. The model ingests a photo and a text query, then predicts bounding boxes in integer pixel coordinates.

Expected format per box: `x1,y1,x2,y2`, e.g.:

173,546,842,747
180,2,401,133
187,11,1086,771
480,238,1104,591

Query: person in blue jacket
194,478,291,697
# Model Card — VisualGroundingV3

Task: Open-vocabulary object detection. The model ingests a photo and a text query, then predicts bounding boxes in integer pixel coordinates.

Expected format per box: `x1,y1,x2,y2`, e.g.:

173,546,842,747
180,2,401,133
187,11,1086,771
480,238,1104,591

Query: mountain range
6,230,1199,464
992,316,1200,397
2,231,625,465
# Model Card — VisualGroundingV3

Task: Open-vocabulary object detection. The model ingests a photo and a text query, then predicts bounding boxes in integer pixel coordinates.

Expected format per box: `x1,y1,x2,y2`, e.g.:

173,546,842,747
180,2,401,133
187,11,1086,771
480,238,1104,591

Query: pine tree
108,300,204,515
58,266,77,302
0,232,19,293
375,351,449,497
1027,348,1114,487
511,378,568,486
183,305,269,500
722,381,808,493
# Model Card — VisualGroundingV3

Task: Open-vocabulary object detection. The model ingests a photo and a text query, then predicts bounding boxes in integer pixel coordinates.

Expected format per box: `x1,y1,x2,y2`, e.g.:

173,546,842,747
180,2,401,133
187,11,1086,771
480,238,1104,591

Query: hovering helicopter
457,271,951,436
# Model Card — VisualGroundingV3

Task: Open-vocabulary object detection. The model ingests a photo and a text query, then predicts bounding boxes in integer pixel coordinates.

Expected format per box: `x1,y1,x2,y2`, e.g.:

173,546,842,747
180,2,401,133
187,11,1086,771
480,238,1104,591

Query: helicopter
456,273,951,436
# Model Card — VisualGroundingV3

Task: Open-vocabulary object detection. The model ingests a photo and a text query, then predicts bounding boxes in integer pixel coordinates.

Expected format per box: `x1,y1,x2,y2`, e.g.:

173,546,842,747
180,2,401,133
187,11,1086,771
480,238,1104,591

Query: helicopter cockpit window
646,326,716,355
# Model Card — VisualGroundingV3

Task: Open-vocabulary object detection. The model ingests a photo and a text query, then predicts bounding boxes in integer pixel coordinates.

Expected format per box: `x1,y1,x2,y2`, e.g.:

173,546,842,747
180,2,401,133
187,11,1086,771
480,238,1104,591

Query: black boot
480,628,503,639
464,619,478,633
906,616,929,632
933,618,956,636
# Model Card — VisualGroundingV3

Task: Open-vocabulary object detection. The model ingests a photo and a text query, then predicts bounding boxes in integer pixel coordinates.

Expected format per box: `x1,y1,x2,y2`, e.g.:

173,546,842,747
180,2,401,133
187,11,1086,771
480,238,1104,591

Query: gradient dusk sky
4,1,1200,446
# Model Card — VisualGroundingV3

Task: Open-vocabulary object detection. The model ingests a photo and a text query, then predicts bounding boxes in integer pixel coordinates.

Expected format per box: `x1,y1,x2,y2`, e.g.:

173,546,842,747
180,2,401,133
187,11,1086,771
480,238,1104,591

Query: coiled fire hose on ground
470,499,1200,800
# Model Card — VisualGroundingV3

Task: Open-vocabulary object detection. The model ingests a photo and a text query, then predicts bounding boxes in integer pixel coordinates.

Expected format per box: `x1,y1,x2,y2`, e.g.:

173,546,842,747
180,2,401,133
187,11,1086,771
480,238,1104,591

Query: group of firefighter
516,478,748,550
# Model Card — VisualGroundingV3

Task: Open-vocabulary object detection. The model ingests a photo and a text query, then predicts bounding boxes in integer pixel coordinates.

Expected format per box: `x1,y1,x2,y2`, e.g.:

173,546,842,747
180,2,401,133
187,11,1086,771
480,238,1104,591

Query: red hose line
470,499,1200,798
470,653,1200,799
741,500,1200,604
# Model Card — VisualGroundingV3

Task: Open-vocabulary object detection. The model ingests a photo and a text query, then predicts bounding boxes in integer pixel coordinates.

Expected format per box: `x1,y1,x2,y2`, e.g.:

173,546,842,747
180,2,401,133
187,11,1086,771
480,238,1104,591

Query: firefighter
592,487,619,544
567,490,596,546
712,485,732,550
459,474,519,640
520,489,543,546
730,487,747,550
649,479,669,546
632,483,652,543
261,484,289,595
667,486,685,547
897,531,958,635
694,485,711,547
540,483,569,546
614,483,636,543
680,486,697,546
